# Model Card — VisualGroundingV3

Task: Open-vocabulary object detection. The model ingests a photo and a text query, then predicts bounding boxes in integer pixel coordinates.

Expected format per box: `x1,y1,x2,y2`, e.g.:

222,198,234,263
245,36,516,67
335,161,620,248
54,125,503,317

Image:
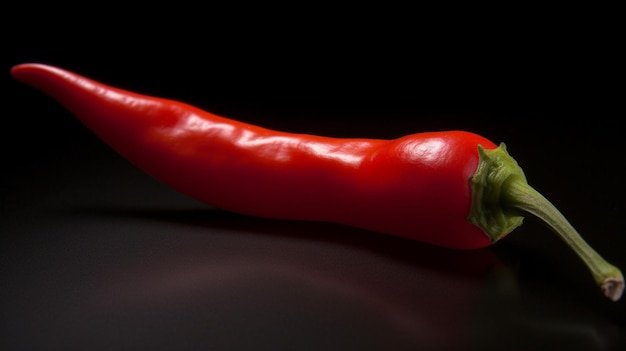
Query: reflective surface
2,128,624,350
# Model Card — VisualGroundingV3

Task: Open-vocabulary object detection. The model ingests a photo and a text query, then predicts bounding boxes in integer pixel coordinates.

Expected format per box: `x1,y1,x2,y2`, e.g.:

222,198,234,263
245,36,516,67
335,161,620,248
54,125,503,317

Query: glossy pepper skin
11,63,495,249
11,63,624,301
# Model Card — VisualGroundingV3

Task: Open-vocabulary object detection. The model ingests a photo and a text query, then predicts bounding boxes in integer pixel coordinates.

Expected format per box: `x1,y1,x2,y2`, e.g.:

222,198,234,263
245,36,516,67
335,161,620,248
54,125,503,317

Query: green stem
505,180,624,301
469,144,624,301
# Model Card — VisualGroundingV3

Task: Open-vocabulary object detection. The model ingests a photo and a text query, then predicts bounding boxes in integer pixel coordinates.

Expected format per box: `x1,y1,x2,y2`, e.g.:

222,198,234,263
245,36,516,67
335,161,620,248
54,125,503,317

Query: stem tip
601,277,624,302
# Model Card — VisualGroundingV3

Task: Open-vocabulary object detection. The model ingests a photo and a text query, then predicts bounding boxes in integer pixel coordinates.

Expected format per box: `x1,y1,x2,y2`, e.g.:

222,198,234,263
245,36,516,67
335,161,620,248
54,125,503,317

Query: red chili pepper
11,63,624,301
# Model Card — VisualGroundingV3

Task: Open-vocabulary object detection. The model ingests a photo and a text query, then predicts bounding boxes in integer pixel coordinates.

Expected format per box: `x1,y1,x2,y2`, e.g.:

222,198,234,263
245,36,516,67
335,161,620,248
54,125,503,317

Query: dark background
2,7,625,350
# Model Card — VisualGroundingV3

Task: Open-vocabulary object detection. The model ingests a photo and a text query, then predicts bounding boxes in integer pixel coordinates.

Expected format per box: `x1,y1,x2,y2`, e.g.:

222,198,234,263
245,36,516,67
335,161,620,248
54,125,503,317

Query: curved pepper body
14,64,626,301
12,64,497,249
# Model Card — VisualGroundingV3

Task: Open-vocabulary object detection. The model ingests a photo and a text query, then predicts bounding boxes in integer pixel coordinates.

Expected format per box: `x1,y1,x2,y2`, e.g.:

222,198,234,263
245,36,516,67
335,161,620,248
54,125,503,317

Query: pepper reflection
90,220,501,350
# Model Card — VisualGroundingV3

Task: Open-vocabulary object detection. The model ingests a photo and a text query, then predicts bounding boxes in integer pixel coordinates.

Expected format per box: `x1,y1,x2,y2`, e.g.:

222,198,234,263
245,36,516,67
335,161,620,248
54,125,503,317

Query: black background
3,6,625,350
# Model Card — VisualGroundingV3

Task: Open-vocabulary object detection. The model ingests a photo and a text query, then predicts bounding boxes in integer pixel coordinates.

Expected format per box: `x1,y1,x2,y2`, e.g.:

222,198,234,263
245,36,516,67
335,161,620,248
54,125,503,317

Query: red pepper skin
12,63,497,249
